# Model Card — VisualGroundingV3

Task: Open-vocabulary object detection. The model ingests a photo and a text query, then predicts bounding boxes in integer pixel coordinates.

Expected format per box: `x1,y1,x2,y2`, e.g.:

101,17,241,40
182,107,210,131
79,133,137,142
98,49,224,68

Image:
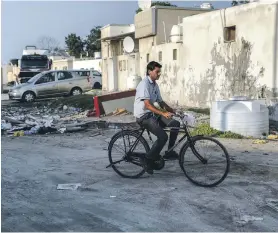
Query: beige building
100,6,211,92
73,58,102,72
101,2,278,108
101,24,139,91
166,1,278,107
52,58,74,70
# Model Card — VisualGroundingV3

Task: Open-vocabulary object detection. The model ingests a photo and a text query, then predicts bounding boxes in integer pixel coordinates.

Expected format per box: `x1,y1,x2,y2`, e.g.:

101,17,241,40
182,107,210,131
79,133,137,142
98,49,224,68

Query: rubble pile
1,103,95,136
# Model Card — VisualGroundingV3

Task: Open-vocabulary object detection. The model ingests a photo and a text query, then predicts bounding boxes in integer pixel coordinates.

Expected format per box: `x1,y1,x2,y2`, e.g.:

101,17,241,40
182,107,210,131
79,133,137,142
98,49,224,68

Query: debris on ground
90,132,101,137
267,134,278,140
105,108,131,117
57,183,82,190
265,198,278,212
252,139,268,144
1,99,95,136
236,215,264,224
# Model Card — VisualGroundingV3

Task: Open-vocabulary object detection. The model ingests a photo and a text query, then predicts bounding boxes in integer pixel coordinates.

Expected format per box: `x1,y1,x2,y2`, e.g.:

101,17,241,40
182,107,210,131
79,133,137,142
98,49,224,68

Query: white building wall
72,59,102,72
179,1,278,107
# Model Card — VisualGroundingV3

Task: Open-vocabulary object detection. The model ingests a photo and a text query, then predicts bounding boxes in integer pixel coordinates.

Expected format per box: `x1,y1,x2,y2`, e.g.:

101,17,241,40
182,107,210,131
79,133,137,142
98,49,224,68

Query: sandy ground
1,128,278,231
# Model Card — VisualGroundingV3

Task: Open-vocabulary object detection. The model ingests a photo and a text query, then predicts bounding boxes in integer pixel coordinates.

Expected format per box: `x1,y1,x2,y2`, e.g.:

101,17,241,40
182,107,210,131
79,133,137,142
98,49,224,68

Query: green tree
65,33,84,58
231,1,250,6
136,1,177,14
84,26,101,57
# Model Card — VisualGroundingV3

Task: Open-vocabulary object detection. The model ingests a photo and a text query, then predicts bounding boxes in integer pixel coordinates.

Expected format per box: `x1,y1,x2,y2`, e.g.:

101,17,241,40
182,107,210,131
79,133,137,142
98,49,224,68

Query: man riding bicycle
134,61,180,174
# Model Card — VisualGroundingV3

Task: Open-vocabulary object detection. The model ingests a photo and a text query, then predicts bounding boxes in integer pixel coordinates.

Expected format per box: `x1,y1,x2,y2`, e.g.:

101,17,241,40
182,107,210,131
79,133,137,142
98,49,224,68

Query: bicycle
106,112,230,187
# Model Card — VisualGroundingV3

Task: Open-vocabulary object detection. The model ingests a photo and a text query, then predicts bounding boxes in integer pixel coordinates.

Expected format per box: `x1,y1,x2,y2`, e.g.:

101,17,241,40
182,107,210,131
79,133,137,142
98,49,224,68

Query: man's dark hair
146,61,162,76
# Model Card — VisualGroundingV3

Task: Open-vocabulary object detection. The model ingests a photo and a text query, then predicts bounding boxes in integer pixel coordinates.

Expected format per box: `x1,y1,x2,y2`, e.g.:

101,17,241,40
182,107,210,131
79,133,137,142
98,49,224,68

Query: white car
71,69,102,89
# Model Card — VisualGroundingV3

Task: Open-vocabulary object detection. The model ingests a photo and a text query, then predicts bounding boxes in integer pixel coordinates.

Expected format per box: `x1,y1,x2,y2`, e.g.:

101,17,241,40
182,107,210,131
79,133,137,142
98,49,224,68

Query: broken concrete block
1,122,12,130
57,183,81,190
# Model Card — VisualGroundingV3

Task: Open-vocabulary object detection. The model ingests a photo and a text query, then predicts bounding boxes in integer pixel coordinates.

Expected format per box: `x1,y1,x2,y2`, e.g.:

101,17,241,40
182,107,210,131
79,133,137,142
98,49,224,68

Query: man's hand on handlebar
162,111,174,119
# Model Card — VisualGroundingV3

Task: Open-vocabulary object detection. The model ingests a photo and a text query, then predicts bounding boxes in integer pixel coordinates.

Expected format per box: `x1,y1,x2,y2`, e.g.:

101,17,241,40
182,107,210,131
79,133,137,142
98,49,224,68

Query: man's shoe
163,151,179,160
144,157,154,175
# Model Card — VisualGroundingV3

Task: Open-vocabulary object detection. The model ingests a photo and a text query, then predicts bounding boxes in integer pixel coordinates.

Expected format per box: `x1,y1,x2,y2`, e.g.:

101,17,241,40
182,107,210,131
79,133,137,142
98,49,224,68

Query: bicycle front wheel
179,136,230,187
108,130,150,179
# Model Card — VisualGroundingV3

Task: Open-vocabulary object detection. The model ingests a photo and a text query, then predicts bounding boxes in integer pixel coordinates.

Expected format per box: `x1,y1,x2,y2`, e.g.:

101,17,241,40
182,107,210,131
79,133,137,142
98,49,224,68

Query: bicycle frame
123,121,207,164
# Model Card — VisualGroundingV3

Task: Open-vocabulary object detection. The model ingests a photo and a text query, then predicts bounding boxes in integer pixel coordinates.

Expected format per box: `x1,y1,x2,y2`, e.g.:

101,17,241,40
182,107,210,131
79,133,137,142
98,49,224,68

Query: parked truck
18,46,52,83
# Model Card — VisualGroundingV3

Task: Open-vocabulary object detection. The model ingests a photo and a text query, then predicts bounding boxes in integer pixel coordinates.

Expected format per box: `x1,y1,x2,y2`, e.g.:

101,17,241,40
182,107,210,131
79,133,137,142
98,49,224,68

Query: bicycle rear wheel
179,136,230,187
108,130,150,178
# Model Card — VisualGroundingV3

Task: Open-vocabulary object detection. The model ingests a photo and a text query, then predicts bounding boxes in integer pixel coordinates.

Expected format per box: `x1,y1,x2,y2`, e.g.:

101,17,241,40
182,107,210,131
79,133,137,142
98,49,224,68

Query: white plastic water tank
210,99,269,138
94,52,101,59
127,75,142,89
170,25,182,43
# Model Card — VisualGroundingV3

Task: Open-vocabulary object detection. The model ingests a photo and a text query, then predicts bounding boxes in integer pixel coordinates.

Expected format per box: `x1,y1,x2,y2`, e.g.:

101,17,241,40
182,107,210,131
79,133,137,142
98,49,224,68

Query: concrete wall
143,43,184,104
101,2,278,108
52,59,73,70
135,6,212,43
135,8,156,39
155,8,211,45
5,65,20,82
102,58,109,91
177,2,278,107
100,23,139,91
101,24,135,39
1,65,11,84
73,59,102,72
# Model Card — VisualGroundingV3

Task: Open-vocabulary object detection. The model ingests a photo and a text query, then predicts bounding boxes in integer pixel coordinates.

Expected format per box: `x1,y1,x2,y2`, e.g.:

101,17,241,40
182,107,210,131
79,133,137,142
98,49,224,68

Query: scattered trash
90,132,101,137
106,108,131,117
236,215,264,224
268,134,278,140
1,122,12,130
230,156,236,161
13,131,24,137
265,198,278,212
110,195,116,198
1,103,92,136
86,110,96,117
252,139,268,144
37,126,57,135
112,108,128,116
58,128,67,134
57,183,81,190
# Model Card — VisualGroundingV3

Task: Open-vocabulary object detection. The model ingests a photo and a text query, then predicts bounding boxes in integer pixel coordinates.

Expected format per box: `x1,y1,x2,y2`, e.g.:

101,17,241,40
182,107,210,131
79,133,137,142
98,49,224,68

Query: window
35,72,55,85
119,61,122,71
173,49,177,60
54,67,57,70
63,66,67,70
146,54,150,63
21,56,48,69
57,71,73,81
224,26,236,42
76,71,89,77
123,60,126,71
92,71,101,76
158,51,162,62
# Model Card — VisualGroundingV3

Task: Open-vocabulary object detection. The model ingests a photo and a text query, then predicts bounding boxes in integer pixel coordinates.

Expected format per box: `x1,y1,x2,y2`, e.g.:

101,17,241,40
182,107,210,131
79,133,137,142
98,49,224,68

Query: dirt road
1,130,278,231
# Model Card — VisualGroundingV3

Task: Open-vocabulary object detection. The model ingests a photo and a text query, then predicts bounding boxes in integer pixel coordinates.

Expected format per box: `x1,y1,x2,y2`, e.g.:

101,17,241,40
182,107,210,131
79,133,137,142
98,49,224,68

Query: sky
1,1,230,63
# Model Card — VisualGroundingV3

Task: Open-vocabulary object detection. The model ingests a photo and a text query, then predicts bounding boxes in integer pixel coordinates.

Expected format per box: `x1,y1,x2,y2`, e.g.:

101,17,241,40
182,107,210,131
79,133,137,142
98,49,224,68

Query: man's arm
156,86,174,113
144,100,173,119
159,101,174,113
